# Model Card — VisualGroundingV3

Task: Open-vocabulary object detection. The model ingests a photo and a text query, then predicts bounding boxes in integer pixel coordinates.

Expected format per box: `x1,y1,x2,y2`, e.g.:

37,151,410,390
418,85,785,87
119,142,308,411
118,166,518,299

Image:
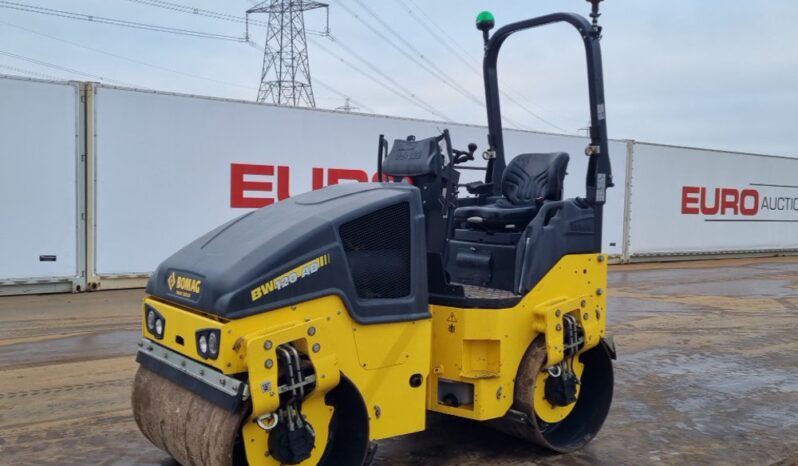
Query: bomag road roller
132,3,616,465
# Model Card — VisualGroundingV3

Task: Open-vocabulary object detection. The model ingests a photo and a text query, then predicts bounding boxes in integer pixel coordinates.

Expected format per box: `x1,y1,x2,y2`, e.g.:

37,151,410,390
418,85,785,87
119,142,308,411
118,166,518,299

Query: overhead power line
1,19,367,113
313,78,373,113
126,0,444,118
337,2,479,107
125,0,329,36
305,38,452,121
0,20,258,92
0,0,456,121
0,49,139,86
0,62,62,80
393,0,479,75
127,0,265,26
403,0,478,64
392,0,573,134
340,0,530,130
0,0,245,41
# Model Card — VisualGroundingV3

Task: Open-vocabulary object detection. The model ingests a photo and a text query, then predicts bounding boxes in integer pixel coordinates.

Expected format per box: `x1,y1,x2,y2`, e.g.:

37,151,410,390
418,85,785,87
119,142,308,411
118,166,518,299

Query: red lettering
720,188,739,215
699,187,720,215
230,163,275,208
328,168,369,185
370,172,413,184
681,186,700,214
312,167,325,190
739,189,759,215
276,165,290,200
233,165,416,206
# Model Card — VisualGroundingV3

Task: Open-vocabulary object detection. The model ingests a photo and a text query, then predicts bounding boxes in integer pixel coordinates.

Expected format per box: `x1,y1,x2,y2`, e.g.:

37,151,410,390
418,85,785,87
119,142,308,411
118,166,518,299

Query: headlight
208,332,219,356
144,306,165,340
146,309,156,332
196,329,221,359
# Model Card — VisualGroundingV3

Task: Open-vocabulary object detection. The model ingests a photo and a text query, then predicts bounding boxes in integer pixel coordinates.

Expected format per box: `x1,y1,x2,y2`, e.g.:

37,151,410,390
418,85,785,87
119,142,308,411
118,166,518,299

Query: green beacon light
476,11,495,48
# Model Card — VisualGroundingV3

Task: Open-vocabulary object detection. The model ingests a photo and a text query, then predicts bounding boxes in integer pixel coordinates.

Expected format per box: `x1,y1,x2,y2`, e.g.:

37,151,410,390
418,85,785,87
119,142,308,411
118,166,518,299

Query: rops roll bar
478,5,613,206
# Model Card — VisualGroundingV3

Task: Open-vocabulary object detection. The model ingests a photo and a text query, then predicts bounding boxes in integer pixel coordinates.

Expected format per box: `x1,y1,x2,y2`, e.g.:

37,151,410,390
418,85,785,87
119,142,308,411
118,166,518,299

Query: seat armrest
463,181,494,195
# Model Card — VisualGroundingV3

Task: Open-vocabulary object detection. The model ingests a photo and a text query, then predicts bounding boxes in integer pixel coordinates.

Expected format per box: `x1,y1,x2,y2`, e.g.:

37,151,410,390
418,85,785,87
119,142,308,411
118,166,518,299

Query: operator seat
453,152,569,230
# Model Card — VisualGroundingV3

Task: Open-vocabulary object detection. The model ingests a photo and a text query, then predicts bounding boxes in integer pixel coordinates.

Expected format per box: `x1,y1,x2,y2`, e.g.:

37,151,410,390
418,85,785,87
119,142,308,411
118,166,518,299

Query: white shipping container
91,85,628,278
627,143,798,256
0,76,83,289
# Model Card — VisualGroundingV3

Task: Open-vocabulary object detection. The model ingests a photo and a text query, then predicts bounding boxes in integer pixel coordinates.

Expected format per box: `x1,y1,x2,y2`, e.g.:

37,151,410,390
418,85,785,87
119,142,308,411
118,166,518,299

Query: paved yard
1,257,797,466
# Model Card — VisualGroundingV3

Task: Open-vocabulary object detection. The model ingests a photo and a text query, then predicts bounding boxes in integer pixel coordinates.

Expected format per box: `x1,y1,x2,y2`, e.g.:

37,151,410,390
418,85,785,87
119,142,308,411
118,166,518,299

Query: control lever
452,143,478,164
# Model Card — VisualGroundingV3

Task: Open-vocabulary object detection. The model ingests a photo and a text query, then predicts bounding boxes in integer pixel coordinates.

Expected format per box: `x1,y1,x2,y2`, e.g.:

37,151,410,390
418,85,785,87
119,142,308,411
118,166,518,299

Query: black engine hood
147,183,428,324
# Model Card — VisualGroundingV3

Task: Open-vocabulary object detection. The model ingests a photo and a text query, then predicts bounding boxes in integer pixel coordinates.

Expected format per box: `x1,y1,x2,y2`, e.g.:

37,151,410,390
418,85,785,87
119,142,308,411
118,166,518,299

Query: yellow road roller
132,3,616,465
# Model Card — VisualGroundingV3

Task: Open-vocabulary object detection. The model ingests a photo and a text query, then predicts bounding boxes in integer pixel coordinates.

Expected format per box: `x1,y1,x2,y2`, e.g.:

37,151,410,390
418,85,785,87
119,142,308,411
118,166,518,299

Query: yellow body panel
140,253,607,463
427,253,607,421
141,294,431,465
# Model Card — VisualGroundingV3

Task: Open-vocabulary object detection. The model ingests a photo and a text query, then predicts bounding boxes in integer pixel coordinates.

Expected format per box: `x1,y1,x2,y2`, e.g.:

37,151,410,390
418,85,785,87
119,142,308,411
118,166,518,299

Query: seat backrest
382,137,442,177
501,152,570,205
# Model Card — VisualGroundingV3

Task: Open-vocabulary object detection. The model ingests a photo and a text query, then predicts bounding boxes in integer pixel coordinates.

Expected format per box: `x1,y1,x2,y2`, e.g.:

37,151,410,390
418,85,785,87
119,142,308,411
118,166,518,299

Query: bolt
555,323,562,331
496,386,503,400
374,405,382,419
308,326,316,336
291,305,297,310
312,343,321,353
596,309,601,319
583,313,589,320
581,300,587,308
555,309,561,317
137,341,143,347
596,288,604,296
163,352,168,358
147,345,153,351
265,359,273,369
263,340,272,350
220,378,226,386
181,360,186,367
597,255,605,262
199,369,205,376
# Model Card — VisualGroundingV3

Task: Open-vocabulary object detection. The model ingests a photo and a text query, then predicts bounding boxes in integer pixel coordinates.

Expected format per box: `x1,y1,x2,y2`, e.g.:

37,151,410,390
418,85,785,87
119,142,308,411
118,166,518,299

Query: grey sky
0,1,795,157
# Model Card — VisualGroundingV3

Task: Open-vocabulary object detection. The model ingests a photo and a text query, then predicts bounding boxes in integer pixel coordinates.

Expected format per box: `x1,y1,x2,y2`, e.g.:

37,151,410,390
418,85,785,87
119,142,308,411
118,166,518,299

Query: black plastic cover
382,137,442,177
147,183,429,324
515,199,597,293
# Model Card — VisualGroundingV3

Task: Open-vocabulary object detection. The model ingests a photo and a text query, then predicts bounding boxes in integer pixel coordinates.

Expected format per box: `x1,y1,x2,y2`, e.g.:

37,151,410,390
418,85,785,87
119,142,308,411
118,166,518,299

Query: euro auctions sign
681,183,798,222
627,143,798,255
681,185,798,220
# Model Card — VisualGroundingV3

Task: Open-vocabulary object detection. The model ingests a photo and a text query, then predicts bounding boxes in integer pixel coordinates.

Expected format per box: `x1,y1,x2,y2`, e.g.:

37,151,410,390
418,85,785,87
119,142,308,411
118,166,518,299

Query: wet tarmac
0,257,796,466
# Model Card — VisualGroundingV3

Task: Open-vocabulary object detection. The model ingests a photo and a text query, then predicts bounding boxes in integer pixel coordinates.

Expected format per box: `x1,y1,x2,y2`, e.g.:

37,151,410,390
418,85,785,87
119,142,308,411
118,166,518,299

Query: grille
339,203,411,299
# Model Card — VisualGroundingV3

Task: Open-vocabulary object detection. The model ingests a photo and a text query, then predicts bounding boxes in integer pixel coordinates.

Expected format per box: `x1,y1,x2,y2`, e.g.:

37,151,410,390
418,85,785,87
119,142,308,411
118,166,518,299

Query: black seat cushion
453,198,537,226
453,152,569,228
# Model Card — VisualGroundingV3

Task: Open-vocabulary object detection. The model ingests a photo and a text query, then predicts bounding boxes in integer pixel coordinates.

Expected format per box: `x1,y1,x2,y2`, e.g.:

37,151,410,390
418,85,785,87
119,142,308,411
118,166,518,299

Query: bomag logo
167,271,202,299
251,254,330,302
